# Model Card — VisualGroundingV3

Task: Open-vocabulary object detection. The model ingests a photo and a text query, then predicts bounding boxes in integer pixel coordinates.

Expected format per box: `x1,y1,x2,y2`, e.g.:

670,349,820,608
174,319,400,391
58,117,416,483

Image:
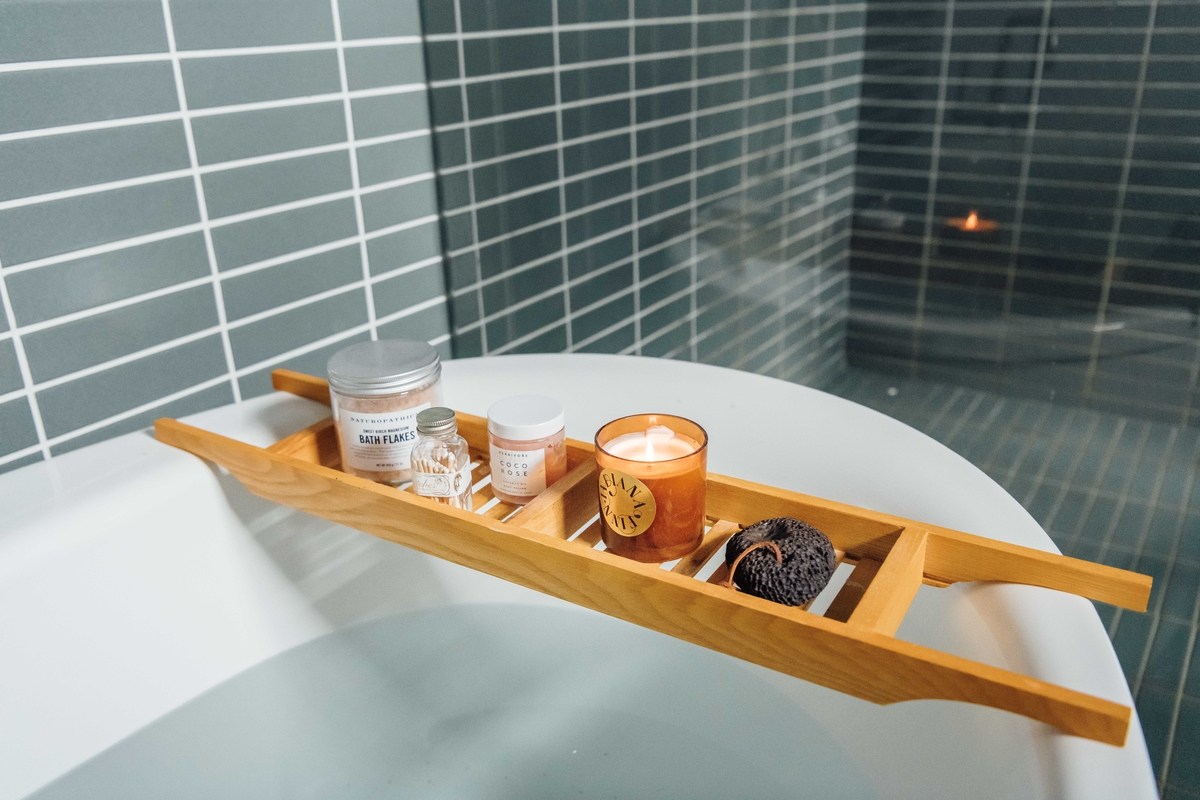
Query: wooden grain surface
154,415,1133,744
824,557,884,624
150,368,1162,745
848,528,929,636
272,369,1150,612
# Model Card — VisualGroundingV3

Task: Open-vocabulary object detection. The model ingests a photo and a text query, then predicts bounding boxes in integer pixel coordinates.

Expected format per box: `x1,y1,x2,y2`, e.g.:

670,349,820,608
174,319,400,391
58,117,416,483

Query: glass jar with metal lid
326,339,443,486
410,407,473,510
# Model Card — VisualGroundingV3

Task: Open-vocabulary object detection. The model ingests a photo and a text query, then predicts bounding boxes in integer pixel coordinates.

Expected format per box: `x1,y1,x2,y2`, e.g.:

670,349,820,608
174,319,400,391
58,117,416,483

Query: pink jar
487,395,567,505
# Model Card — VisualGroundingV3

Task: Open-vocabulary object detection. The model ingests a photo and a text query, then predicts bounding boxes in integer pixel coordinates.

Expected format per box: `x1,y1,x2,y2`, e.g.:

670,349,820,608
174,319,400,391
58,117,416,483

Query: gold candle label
599,468,656,537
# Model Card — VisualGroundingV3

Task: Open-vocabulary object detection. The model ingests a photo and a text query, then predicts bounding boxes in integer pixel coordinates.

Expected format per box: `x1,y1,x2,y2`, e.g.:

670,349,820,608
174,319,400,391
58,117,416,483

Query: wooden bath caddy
155,369,1152,747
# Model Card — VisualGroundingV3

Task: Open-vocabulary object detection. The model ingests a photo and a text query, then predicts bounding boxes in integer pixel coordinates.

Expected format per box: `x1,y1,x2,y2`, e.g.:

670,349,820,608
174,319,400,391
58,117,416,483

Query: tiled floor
826,368,1200,799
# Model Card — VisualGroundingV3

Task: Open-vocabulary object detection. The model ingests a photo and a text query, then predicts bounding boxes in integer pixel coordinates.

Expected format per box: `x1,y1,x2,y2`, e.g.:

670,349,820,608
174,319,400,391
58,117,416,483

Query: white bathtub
0,355,1157,799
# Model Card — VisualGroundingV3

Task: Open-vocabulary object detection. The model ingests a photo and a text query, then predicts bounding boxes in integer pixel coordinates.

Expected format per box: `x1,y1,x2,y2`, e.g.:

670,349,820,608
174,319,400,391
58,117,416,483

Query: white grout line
550,0,574,352
691,226,854,353
0,385,26,405
433,72,860,168
0,266,51,460
434,95,857,212
42,374,234,450
421,6,859,43
0,36,426,74
430,52,862,136
994,0,1053,367
687,0,700,363
161,0,240,403
183,91,340,117
0,111,188,145
226,324,368,379
224,284,361,331
13,276,215,336
451,0,487,354
0,223,207,275
0,84,432,147
446,145,856,293
1083,0,1160,403
2,247,444,390
0,129,426,212
194,136,387,175
370,254,445,284
424,27,860,91
0,83,854,276
1161,572,1200,794
0,44,865,149
449,159,856,315
475,188,853,348
0,10,884,77
374,294,448,327
0,9,868,461
628,2,643,354
31,325,224,393
439,143,854,345
331,0,379,344
0,442,44,468
908,0,956,375
730,0,750,361
769,0,799,366
489,315,568,356
0,168,195,212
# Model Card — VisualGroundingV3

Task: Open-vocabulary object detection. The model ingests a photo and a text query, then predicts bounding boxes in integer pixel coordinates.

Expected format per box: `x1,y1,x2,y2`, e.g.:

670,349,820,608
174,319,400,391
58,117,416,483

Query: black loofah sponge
724,517,837,606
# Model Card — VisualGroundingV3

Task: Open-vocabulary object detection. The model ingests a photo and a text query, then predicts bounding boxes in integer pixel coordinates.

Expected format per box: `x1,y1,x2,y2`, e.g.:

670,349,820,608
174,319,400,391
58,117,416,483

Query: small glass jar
487,395,567,505
410,408,473,510
327,339,443,486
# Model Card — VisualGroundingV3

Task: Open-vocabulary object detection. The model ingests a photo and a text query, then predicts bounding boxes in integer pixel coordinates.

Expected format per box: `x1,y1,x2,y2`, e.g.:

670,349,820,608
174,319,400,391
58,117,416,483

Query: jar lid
487,395,565,441
326,339,440,396
417,407,457,436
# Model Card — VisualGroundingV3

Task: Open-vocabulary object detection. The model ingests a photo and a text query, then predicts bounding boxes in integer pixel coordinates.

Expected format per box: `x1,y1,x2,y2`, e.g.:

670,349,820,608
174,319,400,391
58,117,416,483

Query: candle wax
603,426,699,462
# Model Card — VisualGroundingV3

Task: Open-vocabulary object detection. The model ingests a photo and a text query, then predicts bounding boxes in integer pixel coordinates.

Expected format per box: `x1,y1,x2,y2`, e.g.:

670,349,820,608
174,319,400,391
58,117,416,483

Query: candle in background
945,210,998,233
595,414,708,563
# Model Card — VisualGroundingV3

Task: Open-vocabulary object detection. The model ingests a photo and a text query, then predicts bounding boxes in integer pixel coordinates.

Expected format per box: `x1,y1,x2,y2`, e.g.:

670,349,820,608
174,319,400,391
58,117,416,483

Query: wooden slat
824,557,883,623
506,460,598,539
482,500,517,520
704,472,1151,611
848,528,929,636
672,520,740,577
471,483,497,512
269,370,1150,612
154,417,1134,745
706,562,730,586
573,518,603,548
266,417,338,466
272,369,331,405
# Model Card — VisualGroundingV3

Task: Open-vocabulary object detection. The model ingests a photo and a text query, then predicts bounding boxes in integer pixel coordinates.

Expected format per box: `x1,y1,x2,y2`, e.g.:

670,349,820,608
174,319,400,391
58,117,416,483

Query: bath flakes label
489,446,547,497
341,404,430,472
412,462,473,498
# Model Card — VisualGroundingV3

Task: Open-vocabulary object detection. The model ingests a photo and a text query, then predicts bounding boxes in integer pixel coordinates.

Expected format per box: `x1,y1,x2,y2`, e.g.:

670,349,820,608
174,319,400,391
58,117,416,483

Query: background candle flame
945,210,997,232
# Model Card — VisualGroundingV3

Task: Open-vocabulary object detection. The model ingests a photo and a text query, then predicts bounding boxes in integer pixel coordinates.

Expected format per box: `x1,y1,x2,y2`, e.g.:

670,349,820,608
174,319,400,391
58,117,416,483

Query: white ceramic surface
0,354,1156,798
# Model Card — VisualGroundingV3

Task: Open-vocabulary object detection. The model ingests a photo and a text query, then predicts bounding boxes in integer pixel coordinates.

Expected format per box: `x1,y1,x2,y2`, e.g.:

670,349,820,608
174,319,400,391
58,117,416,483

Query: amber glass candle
595,414,708,563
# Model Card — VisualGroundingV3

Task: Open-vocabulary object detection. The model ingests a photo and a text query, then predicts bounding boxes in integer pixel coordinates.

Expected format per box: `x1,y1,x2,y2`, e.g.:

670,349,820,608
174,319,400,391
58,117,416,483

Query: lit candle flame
946,210,997,232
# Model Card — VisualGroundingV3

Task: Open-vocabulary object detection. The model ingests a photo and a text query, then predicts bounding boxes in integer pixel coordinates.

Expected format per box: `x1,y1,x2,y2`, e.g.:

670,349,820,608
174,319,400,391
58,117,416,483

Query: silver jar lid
326,339,441,396
417,407,457,436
